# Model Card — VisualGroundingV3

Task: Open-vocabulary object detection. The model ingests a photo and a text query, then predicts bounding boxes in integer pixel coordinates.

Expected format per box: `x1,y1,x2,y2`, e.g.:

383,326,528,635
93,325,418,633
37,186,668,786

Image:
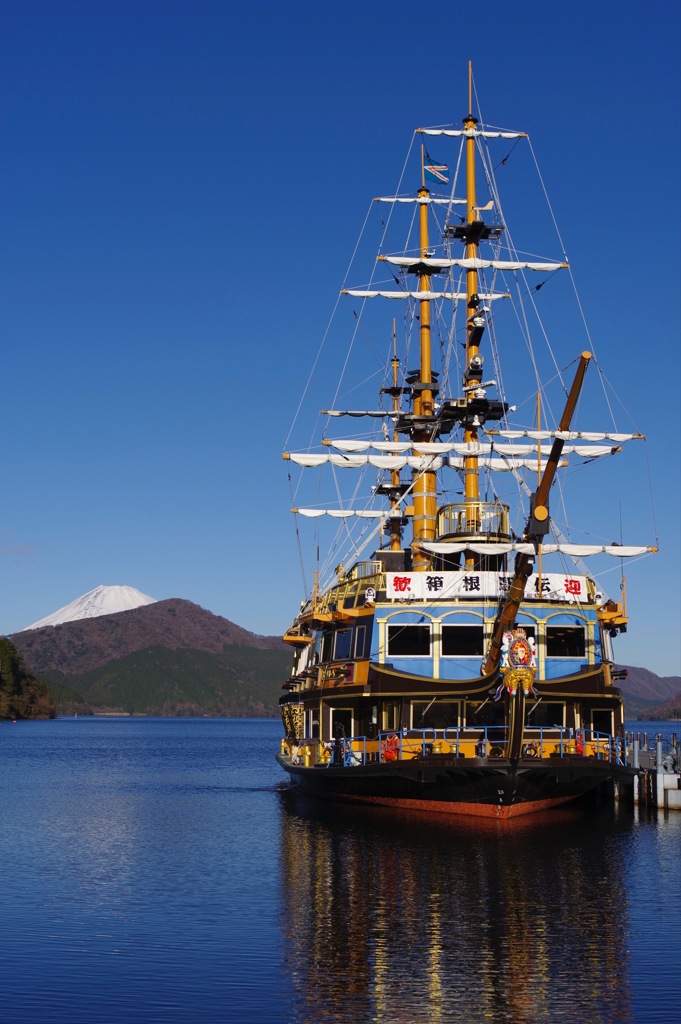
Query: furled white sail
287,453,438,469
495,429,643,442
342,290,509,301
416,541,653,557
375,196,467,205
418,128,527,139
293,509,386,519
448,456,566,471
328,440,412,453
285,452,569,472
380,256,568,272
325,440,619,458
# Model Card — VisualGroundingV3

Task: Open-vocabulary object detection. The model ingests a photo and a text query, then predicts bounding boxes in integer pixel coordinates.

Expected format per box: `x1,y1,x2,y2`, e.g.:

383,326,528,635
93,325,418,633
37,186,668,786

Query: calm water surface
0,717,678,1024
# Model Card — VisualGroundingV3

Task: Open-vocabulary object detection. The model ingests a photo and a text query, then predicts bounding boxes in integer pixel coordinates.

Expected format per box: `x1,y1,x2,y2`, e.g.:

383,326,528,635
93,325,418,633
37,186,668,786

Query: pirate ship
276,67,655,818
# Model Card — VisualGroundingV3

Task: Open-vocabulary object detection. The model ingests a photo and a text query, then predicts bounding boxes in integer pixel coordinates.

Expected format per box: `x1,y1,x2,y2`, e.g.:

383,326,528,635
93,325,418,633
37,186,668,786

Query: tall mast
410,184,438,570
388,321,406,551
463,61,482,556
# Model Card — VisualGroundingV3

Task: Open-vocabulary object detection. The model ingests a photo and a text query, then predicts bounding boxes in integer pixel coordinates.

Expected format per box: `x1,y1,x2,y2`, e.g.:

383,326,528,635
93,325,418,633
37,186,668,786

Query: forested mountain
12,598,284,677
617,665,681,703
10,599,288,716
617,666,681,720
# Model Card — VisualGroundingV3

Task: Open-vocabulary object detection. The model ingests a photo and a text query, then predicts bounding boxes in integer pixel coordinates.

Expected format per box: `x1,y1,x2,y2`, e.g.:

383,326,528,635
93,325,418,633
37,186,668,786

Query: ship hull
276,753,636,820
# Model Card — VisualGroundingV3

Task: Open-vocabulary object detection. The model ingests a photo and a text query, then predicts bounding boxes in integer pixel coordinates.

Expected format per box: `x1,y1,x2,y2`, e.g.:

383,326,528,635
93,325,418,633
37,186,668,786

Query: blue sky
1,0,679,676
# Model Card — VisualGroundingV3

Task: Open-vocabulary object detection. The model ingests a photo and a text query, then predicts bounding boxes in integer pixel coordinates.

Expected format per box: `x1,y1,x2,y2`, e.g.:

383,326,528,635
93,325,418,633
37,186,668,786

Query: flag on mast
424,150,449,184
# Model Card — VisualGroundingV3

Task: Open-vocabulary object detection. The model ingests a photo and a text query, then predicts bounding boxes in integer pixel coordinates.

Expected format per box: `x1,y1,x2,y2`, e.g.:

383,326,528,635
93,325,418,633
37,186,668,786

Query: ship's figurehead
497,628,537,697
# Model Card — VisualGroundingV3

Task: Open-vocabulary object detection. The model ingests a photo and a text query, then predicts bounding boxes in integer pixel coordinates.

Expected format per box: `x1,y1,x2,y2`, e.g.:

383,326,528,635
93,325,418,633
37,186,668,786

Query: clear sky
1,0,679,676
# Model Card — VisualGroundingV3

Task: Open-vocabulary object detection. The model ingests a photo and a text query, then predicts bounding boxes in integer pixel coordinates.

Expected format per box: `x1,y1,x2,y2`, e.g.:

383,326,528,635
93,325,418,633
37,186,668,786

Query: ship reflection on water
278,792,633,1024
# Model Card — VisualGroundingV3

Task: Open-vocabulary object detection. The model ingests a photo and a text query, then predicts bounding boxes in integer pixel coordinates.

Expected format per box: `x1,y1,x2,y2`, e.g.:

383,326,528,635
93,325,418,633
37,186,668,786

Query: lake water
0,717,678,1024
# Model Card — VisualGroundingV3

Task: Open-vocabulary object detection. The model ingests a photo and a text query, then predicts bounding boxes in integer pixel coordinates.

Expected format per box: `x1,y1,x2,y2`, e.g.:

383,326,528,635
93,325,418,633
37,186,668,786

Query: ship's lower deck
276,744,635,819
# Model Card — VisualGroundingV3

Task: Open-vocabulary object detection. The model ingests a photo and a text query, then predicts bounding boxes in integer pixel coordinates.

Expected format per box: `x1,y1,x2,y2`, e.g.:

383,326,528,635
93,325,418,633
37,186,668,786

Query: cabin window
546,625,585,657
331,708,353,739
589,709,613,736
441,624,484,656
387,625,431,657
383,701,400,731
411,700,459,730
526,701,564,728
466,702,505,728
354,625,368,659
358,704,379,739
321,632,333,663
334,629,353,660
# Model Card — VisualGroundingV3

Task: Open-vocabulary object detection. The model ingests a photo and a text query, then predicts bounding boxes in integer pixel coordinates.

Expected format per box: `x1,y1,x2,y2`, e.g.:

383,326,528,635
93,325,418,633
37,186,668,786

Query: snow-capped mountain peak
23,586,158,630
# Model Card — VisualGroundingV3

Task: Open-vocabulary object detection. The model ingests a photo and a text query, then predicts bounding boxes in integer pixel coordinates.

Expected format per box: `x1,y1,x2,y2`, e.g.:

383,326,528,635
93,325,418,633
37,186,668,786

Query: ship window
546,626,585,657
387,625,431,657
441,624,484,656
321,632,333,663
411,700,459,730
589,708,613,735
526,701,564,728
332,708,353,739
466,702,505,728
334,629,353,660
383,701,400,731
354,625,368,659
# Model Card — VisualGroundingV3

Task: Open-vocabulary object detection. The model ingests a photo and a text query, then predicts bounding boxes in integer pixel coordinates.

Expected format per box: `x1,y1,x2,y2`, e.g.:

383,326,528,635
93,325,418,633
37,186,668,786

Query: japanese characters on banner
386,571,587,603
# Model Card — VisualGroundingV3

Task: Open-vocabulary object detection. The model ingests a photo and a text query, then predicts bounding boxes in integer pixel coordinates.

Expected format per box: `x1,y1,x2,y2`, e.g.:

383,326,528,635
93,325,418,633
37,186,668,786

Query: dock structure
631,733,681,810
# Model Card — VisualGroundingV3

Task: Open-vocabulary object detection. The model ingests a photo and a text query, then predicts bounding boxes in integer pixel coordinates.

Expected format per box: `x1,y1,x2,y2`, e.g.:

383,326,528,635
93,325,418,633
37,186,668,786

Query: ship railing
550,728,628,765
317,562,386,616
338,737,366,767
347,560,384,581
283,737,368,768
377,728,440,763
437,500,509,539
449,725,628,763
441,726,506,758
283,727,629,767
301,731,444,767
377,728,511,762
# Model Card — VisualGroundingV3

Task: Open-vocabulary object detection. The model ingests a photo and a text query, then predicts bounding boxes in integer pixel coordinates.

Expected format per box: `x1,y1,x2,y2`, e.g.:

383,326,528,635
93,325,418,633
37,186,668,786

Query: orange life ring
575,731,585,755
382,733,400,762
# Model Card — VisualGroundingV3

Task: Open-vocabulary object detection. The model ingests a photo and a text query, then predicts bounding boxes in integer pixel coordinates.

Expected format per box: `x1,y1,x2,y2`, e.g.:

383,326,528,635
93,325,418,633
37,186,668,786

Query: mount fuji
24,585,158,630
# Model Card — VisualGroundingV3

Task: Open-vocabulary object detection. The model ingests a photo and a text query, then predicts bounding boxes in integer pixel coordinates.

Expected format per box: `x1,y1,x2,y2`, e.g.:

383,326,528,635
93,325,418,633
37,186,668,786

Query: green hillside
42,675,93,715
61,643,290,716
